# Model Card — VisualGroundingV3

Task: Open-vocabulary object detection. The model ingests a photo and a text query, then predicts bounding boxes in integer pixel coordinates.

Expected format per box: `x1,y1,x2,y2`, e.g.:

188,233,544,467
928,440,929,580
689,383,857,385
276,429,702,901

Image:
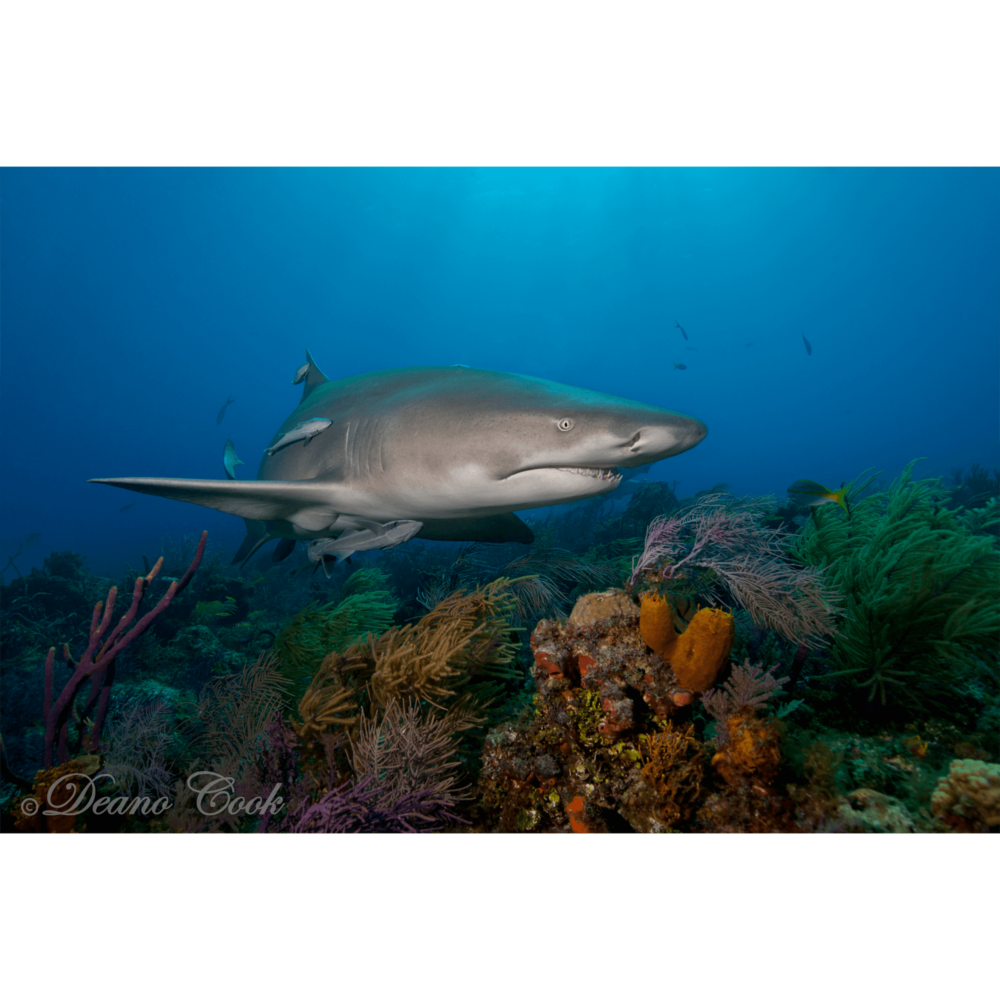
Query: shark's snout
680,417,709,450
623,416,708,463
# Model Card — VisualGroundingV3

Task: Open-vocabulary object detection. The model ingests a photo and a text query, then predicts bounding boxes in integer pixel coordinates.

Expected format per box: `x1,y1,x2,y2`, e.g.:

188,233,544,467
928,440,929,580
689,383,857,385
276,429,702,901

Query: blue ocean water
1,167,997,575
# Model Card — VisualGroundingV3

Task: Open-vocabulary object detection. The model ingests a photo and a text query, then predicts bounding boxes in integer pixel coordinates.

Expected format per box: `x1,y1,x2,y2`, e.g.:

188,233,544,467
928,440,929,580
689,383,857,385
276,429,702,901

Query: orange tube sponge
668,607,734,691
639,593,677,657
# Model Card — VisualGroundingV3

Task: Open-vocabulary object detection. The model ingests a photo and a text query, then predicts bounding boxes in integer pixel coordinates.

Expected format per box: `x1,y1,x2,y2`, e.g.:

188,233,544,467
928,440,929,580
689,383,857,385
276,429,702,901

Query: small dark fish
672,361,687,371
119,502,138,513
217,394,236,425
744,342,754,347
675,320,689,341
802,334,812,356
685,346,697,351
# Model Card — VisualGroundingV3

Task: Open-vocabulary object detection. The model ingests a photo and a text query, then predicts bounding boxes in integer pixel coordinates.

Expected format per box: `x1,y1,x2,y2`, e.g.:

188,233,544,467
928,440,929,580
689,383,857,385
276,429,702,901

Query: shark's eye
557,418,574,432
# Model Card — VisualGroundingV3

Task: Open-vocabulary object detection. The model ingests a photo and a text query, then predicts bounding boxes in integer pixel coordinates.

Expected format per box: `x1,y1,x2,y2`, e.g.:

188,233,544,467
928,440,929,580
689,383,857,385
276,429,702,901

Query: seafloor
2,462,997,833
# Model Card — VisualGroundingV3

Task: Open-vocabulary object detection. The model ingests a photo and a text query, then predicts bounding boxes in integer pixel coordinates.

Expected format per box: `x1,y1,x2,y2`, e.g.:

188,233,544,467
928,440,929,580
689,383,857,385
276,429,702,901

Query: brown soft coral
637,722,705,827
711,708,783,787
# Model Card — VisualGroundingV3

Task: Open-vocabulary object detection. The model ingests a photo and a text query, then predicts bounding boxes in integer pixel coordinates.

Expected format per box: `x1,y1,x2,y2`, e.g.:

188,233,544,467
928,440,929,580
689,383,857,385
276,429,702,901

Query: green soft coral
273,589,399,702
787,460,999,711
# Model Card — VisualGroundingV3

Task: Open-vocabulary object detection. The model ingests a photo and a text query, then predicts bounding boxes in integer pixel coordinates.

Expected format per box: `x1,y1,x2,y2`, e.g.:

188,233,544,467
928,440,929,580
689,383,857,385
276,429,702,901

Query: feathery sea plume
351,697,479,810
628,494,839,645
701,658,787,746
100,693,174,798
273,588,398,701
196,652,289,777
786,460,1000,709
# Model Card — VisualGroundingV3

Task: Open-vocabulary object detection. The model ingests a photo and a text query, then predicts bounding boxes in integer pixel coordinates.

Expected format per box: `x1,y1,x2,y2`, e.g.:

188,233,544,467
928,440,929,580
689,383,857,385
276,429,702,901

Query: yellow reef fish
787,479,849,513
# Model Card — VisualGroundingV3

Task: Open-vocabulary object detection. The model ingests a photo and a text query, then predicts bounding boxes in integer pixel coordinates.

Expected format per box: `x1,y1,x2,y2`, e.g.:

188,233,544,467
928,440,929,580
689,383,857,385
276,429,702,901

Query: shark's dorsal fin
301,349,329,402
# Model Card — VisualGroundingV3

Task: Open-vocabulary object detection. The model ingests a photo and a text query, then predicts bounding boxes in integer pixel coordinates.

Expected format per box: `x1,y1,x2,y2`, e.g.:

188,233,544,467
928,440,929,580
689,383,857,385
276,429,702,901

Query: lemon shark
90,353,707,563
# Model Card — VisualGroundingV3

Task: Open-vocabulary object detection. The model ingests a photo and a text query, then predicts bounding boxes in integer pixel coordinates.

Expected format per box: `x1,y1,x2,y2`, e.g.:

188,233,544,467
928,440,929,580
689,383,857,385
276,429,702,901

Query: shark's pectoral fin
288,509,340,533
89,478,342,534
416,512,534,544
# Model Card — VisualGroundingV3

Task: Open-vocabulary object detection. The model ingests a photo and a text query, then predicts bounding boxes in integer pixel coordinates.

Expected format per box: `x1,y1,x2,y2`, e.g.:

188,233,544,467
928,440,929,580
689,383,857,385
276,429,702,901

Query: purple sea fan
287,777,466,832
702,658,787,746
628,494,840,646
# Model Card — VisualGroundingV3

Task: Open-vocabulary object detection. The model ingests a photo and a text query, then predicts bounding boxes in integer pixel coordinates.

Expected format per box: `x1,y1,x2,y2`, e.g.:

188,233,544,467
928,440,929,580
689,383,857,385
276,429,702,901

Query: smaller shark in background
675,320,689,340
307,519,423,576
801,333,812,356
223,440,245,480
217,395,236,425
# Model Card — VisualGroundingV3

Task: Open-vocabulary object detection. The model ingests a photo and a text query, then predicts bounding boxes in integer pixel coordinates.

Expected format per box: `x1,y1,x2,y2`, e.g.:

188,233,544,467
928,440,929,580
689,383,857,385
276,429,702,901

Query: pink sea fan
629,495,839,645
702,658,787,746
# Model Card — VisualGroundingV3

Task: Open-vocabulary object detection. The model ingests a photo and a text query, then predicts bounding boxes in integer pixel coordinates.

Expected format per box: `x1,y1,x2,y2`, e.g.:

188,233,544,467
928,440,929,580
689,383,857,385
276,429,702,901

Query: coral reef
477,595,736,832
787,461,1000,715
3,455,995,835
836,789,917,833
21,532,207,773
930,758,1000,831
572,588,636,626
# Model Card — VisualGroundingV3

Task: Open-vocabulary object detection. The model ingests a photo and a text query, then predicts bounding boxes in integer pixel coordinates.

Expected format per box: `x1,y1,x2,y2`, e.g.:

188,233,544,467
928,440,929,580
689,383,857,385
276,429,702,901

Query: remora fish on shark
265,418,332,456
308,519,423,576
90,351,708,564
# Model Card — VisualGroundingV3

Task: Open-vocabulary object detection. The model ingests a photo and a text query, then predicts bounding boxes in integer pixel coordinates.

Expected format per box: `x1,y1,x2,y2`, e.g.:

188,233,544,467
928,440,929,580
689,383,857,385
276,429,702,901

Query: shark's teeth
556,467,622,481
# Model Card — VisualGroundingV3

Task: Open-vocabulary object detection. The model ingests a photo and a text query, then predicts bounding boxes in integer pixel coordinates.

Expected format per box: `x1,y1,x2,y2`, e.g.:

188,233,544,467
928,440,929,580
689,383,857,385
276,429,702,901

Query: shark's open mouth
555,466,622,482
